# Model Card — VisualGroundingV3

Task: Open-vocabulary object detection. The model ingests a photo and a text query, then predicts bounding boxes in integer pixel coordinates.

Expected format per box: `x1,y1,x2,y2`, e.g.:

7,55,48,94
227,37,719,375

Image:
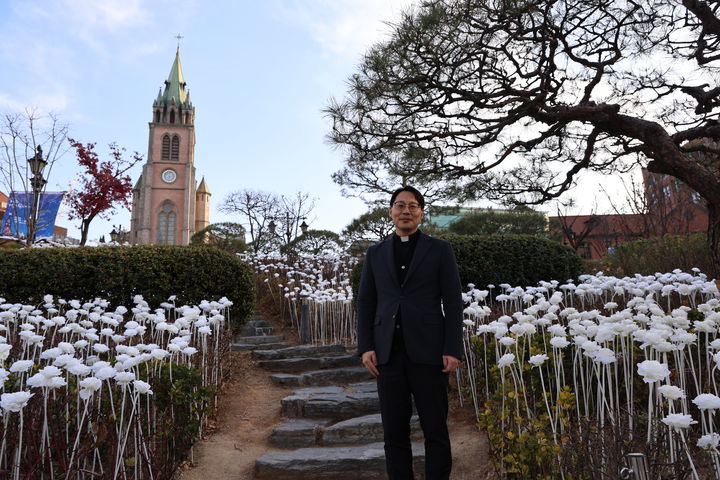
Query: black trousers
377,344,451,480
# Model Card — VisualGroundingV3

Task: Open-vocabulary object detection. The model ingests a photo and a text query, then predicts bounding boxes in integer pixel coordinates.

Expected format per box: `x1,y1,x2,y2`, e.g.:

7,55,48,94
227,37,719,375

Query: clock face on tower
161,169,177,184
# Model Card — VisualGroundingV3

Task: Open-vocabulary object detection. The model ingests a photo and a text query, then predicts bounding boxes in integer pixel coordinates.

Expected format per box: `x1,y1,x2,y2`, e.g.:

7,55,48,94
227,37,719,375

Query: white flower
529,354,548,366
0,368,8,383
658,385,686,401
114,371,135,385
182,347,198,356
550,337,570,349
0,344,11,362
698,433,720,450
27,373,50,388
693,393,720,410
592,348,616,365
9,360,34,373
0,391,33,412
662,413,697,430
133,380,153,395
79,377,102,399
93,344,110,354
498,337,516,346
637,360,671,383
95,366,117,380
498,353,515,369
67,363,91,377
151,348,169,360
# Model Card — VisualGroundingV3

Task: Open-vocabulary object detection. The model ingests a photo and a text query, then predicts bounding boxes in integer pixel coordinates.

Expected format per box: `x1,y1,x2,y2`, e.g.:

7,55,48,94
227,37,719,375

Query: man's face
389,191,423,235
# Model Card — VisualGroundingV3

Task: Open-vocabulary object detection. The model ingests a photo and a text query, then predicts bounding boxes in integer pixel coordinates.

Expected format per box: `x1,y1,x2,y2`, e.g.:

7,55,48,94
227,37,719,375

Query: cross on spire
175,34,184,48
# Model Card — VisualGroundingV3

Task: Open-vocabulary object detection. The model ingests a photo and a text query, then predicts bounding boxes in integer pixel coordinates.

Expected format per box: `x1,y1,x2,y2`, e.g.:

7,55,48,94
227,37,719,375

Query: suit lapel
378,236,400,287
403,233,431,286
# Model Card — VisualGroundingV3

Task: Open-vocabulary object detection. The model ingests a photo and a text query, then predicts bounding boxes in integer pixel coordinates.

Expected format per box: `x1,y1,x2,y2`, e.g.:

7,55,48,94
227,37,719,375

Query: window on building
692,191,702,203
169,110,175,124
578,243,592,259
157,201,176,245
161,135,170,161
662,185,672,197
171,135,180,161
154,110,160,123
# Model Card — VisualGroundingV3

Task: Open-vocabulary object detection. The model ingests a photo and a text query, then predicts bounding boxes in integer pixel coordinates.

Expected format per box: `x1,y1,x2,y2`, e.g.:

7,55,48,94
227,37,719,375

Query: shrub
443,234,585,287
0,245,255,326
352,234,584,296
603,233,712,276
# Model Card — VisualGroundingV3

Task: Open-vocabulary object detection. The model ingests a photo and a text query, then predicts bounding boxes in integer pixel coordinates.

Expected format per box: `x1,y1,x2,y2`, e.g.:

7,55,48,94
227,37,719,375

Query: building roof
196,177,210,194
154,48,192,109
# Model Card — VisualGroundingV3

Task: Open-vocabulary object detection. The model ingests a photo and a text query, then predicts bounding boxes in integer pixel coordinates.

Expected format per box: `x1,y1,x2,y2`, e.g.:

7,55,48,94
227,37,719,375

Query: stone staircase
232,315,290,351
248,341,426,479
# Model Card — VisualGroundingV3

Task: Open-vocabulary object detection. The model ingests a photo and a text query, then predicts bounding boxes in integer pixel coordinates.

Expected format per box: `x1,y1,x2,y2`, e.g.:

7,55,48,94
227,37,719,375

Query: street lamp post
268,213,308,245
27,145,47,246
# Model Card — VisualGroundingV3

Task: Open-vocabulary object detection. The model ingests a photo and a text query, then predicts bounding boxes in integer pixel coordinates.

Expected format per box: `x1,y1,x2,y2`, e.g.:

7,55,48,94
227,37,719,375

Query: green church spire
155,48,192,108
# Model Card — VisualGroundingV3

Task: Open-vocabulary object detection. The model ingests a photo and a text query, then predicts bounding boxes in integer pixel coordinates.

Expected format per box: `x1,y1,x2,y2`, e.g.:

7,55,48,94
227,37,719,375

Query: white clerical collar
400,235,409,242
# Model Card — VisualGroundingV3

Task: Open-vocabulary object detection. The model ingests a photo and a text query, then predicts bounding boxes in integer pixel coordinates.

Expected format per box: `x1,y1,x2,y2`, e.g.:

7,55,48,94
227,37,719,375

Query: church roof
197,177,210,194
133,174,142,190
154,48,192,109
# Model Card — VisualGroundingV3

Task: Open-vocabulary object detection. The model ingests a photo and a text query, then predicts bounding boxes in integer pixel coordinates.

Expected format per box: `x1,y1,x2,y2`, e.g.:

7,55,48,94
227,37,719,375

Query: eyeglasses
393,201,422,212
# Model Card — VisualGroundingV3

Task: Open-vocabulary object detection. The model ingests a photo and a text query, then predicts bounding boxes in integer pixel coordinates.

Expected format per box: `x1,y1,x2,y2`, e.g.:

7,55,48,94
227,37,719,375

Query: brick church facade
129,48,210,245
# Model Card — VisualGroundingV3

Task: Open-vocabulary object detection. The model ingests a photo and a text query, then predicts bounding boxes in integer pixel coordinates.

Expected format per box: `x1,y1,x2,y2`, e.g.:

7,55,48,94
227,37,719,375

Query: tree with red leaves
66,139,143,245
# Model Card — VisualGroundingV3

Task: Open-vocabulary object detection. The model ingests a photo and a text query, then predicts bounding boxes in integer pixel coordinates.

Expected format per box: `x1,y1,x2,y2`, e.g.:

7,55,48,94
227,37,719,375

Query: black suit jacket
357,232,464,366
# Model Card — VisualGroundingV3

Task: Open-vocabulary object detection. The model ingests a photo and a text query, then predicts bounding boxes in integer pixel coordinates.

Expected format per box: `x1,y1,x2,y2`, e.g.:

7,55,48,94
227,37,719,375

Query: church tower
130,48,210,245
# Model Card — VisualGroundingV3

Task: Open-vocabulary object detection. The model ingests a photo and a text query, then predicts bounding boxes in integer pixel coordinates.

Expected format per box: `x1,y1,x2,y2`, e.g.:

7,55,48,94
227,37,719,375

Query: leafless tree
0,109,69,243
219,189,316,253
219,189,280,253
275,191,316,246
327,0,720,275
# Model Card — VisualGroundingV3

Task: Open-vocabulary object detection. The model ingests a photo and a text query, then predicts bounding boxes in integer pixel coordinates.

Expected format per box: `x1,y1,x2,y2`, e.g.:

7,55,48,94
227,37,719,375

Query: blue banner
1,191,65,240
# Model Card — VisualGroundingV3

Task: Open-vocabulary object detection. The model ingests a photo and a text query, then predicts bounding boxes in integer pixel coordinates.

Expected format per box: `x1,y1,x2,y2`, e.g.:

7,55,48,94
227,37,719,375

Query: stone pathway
177,314,493,479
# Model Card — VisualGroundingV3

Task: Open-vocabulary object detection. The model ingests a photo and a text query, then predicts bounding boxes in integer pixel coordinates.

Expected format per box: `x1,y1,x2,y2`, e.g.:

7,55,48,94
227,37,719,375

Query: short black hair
390,186,425,209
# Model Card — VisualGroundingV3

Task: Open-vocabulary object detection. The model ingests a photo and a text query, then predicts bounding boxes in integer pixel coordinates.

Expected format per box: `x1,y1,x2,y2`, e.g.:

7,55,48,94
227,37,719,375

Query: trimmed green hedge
352,234,584,295
0,245,255,324
443,234,585,287
603,233,713,276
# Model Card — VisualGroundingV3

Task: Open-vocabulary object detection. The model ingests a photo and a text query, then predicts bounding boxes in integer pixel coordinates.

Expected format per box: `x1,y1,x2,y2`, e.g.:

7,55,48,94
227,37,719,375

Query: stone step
258,354,360,373
322,413,422,446
238,324,274,337
232,342,290,352
271,413,422,448
234,334,284,345
252,344,348,361
254,442,425,479
281,382,379,419
270,418,331,448
271,367,373,387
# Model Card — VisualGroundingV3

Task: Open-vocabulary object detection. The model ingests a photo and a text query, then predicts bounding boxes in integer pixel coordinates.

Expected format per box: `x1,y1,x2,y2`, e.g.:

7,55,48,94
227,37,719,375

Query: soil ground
174,318,496,480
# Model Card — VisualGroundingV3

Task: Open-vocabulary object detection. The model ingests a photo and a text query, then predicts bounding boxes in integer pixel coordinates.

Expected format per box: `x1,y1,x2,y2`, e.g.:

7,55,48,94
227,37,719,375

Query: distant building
129,48,211,245
551,169,708,260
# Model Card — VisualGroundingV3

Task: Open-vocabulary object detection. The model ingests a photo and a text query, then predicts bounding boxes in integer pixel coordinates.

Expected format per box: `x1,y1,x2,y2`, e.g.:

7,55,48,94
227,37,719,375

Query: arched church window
157,201,177,245
161,135,170,161
171,135,180,161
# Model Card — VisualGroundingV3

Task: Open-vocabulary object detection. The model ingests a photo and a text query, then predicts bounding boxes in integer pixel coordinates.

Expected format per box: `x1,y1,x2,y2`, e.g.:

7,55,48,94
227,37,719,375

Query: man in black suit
357,186,463,480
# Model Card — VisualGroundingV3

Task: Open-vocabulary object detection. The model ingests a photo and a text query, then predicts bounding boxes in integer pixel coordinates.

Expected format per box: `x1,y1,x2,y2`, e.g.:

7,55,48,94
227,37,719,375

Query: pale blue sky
0,0,418,241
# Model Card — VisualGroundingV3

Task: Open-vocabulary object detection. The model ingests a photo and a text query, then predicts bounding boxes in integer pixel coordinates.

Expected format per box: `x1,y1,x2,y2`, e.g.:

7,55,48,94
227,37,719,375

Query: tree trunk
79,215,96,246
708,201,720,279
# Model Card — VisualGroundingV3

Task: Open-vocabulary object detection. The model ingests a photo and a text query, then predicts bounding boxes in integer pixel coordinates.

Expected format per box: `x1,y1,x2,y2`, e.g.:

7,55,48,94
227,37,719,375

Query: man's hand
361,350,379,377
442,355,461,373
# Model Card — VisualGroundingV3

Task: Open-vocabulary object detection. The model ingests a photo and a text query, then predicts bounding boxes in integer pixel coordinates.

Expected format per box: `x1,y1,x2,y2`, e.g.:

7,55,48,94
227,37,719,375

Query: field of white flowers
242,253,358,345
249,252,720,478
0,294,233,480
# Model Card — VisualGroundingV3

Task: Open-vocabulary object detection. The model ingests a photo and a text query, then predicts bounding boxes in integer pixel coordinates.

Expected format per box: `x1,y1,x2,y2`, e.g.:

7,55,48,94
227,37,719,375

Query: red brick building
551,171,708,259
